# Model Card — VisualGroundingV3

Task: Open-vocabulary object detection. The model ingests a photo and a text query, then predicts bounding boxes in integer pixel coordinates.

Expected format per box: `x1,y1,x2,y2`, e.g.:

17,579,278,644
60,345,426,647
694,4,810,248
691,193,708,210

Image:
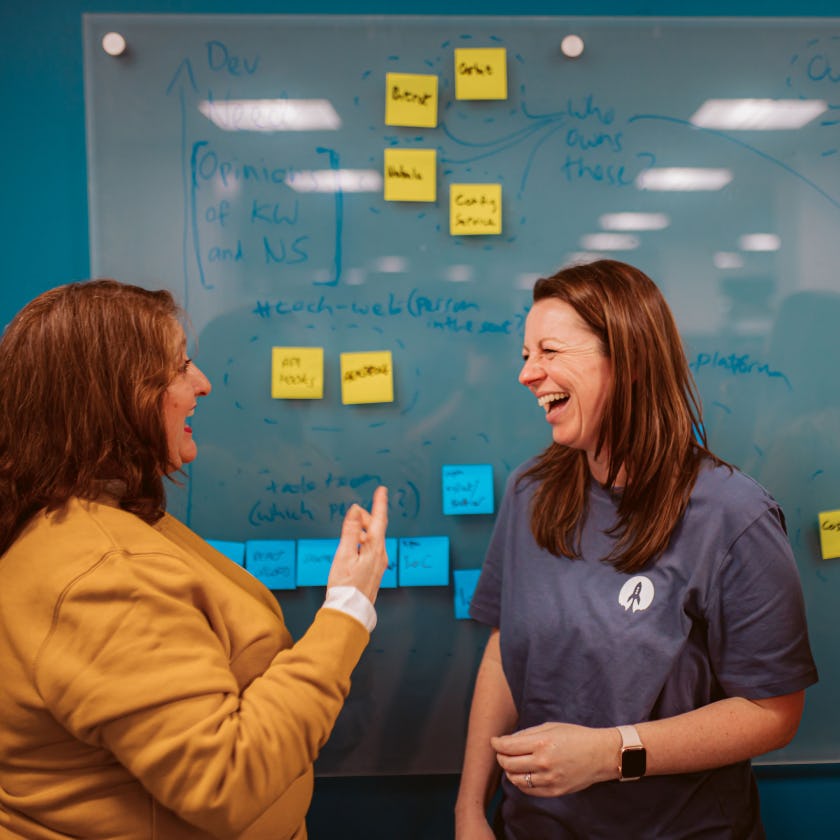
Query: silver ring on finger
525,771,534,788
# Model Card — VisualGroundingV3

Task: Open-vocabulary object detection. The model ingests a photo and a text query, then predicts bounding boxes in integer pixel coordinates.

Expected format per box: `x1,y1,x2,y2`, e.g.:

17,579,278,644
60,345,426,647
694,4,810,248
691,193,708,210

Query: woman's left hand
490,722,620,797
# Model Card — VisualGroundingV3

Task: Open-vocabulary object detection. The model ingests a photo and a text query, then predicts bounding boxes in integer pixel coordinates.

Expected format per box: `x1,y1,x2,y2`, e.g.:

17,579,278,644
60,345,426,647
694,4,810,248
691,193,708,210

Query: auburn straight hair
0,280,183,556
520,260,725,572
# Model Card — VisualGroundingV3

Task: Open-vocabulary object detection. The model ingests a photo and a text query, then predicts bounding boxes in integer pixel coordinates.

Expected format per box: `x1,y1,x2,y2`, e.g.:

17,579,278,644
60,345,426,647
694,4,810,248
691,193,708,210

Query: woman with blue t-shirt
455,259,818,839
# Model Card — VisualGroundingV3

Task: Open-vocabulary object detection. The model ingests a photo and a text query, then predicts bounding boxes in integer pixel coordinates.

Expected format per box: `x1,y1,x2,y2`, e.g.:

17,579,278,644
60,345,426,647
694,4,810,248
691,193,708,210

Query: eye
179,358,193,374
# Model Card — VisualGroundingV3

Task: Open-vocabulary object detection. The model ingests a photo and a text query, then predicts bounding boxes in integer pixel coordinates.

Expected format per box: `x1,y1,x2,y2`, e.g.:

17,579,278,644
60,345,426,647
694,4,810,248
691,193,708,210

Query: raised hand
326,486,390,604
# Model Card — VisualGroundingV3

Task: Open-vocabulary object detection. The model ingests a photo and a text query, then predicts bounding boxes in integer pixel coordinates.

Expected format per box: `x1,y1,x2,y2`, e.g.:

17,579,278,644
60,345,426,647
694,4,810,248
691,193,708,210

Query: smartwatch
616,724,646,781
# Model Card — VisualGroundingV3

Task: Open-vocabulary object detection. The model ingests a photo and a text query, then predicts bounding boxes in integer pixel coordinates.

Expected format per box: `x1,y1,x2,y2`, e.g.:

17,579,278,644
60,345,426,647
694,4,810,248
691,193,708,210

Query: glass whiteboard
85,14,840,771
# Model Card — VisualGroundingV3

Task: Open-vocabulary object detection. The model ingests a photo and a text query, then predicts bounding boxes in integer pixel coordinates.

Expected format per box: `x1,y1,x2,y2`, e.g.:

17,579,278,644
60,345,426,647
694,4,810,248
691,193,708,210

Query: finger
506,770,536,789
496,753,536,776
366,486,389,540
337,503,365,551
491,732,538,757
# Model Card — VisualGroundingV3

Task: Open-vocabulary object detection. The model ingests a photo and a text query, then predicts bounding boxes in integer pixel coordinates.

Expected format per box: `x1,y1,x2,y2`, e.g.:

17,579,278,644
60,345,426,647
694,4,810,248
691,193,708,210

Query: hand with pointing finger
326,486,389,605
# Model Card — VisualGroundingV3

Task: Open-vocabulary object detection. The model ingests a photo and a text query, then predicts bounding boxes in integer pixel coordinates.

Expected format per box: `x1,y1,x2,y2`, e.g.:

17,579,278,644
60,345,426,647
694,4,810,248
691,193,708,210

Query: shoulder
69,500,190,558
500,457,541,504
13,499,199,590
507,456,541,488
688,459,785,534
2,501,201,649
15,499,175,558
693,459,776,506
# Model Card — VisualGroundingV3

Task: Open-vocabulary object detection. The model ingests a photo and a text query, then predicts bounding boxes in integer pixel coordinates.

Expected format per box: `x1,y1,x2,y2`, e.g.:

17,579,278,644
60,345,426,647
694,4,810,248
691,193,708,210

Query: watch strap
616,724,643,750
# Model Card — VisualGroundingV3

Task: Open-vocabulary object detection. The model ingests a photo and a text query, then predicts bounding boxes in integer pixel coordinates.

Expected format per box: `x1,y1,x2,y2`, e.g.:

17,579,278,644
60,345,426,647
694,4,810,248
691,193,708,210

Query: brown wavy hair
521,259,726,572
0,279,184,555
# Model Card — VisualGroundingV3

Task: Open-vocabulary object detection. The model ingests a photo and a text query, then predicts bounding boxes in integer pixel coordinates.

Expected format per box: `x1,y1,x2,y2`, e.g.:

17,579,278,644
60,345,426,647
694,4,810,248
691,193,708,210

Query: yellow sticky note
818,509,840,559
340,351,394,405
454,48,508,100
384,148,437,202
271,347,324,399
385,73,438,127
450,183,502,236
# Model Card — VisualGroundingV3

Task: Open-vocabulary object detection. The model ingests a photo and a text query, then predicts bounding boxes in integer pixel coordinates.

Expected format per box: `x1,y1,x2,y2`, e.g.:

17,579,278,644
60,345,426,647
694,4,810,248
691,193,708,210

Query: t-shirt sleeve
706,506,819,699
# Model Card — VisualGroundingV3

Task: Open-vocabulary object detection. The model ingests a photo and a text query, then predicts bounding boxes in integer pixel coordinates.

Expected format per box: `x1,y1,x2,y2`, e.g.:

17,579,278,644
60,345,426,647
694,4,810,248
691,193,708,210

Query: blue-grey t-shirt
470,458,818,839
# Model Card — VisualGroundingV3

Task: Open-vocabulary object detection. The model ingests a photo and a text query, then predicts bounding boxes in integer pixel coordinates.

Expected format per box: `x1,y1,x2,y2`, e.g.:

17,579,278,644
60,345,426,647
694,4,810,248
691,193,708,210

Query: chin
180,450,198,466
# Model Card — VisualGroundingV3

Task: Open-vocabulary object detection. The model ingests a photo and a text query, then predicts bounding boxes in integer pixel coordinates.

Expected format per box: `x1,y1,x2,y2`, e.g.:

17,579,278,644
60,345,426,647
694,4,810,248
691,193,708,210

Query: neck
587,453,626,489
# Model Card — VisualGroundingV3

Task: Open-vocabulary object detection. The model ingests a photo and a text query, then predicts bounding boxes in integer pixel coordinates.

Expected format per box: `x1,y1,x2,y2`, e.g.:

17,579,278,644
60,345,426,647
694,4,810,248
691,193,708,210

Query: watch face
622,747,646,779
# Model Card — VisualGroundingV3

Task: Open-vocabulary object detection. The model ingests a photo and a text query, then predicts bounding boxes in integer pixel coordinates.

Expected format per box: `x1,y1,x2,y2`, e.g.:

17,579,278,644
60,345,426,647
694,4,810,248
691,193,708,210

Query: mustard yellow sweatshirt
0,499,369,839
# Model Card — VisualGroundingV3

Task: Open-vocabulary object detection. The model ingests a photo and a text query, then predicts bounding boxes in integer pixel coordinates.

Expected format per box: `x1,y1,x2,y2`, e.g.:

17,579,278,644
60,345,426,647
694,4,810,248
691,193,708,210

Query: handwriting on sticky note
453,568,482,620
454,48,508,100
272,347,324,399
450,184,502,235
296,538,339,587
385,72,439,127
818,510,840,560
384,148,437,202
398,536,450,587
442,464,494,515
340,350,394,404
245,540,296,589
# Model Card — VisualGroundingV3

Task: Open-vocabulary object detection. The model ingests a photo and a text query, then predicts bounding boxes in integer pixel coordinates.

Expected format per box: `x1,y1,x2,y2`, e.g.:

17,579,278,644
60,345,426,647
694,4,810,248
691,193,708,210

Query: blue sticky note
297,538,339,587
453,568,482,619
380,538,399,589
206,539,246,566
398,536,450,587
245,540,296,590
442,464,494,515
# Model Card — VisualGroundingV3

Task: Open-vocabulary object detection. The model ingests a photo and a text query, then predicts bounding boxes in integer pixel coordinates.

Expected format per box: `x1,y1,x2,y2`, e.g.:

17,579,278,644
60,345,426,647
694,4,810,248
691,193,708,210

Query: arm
492,691,805,798
639,690,804,774
35,490,390,837
455,629,518,838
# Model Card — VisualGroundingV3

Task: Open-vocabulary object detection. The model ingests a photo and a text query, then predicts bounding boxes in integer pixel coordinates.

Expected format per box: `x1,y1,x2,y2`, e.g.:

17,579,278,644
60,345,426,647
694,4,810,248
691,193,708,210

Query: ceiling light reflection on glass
636,167,733,192
690,98,827,130
739,233,781,252
580,233,640,251
287,170,382,193
599,212,670,231
446,264,474,283
374,256,409,273
198,98,341,132
713,252,745,269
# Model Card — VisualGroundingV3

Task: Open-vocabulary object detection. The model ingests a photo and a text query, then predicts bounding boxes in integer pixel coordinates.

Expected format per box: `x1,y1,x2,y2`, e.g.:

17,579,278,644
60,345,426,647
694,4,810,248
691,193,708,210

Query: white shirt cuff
323,586,377,633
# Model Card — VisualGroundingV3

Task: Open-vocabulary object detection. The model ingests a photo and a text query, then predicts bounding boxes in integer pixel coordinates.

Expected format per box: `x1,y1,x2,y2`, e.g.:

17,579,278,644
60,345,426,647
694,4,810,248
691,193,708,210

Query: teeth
537,392,568,410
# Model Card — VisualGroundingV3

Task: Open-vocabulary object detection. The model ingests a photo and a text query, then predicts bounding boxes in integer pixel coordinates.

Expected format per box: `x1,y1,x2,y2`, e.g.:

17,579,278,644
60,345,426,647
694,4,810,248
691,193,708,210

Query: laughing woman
0,279,389,840
455,260,817,839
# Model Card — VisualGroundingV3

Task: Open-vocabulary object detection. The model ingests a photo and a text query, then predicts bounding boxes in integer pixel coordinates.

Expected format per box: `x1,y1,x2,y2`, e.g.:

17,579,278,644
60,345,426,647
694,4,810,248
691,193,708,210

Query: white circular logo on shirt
618,576,655,613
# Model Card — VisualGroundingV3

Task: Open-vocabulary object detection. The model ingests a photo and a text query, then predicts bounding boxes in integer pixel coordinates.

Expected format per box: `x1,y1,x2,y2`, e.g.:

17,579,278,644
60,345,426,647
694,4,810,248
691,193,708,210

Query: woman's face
519,298,613,478
162,326,212,472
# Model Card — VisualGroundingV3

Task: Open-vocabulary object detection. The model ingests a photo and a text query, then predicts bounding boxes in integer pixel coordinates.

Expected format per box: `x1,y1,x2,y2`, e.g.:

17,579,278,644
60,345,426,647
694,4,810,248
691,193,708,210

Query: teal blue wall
2,3,838,837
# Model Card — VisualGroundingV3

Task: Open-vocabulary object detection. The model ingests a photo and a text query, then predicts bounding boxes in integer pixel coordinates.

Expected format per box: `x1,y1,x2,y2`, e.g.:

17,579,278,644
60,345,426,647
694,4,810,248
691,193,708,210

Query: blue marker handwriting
689,351,792,390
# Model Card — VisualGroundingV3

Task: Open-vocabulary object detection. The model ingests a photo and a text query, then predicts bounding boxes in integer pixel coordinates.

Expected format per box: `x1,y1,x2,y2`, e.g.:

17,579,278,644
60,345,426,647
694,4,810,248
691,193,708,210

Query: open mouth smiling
537,391,569,413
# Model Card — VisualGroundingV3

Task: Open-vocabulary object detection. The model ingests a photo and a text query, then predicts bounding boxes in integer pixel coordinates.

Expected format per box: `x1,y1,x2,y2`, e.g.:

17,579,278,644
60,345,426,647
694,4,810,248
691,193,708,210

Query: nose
518,356,544,388
190,363,212,396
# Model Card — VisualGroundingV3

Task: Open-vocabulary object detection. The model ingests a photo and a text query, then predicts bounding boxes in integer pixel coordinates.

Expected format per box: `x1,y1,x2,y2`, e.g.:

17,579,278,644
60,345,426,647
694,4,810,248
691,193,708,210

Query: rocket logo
618,575,655,613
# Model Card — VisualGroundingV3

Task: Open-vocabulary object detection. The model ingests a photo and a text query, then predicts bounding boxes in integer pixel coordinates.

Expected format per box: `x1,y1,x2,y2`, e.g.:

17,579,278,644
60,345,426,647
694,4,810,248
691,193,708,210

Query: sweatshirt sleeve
33,549,369,837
